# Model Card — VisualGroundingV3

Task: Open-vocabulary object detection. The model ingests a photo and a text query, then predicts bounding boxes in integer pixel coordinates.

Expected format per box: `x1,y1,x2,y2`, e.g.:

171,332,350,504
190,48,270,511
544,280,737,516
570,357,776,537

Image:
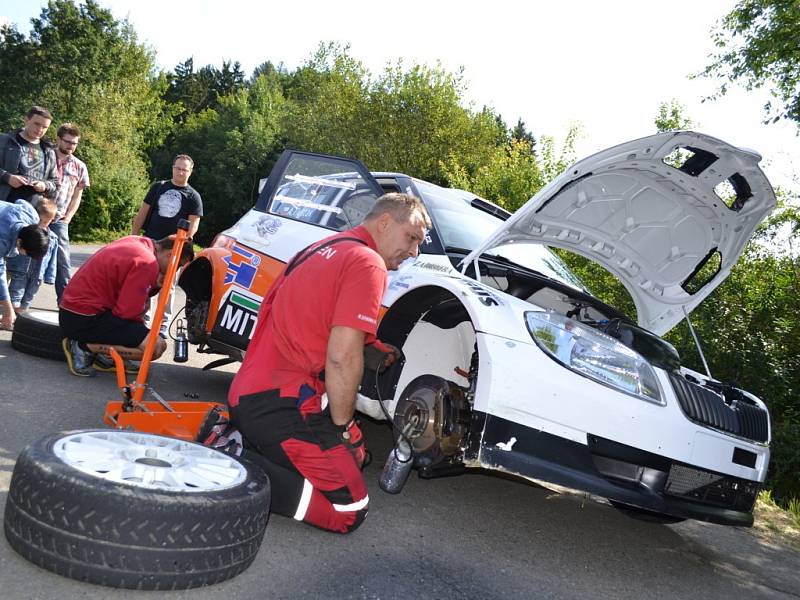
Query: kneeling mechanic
228,193,430,533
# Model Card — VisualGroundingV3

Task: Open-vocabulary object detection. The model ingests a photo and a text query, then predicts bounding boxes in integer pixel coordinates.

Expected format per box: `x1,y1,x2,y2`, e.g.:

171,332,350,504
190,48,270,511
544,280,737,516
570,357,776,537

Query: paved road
0,245,799,599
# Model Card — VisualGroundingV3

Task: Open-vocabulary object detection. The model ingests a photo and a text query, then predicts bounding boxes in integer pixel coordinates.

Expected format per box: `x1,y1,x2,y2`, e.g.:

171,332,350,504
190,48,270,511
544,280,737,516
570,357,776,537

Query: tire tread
3,430,270,590
10,310,64,361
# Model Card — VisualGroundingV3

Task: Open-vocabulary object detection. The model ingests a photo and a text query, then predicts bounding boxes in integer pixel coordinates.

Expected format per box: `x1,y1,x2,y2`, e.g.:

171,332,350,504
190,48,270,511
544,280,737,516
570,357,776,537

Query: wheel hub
393,375,469,466
54,430,247,491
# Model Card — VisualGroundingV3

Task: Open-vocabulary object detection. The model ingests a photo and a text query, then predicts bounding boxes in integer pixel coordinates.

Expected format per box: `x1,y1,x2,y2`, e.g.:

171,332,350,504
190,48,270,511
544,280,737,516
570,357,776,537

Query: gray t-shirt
13,133,47,201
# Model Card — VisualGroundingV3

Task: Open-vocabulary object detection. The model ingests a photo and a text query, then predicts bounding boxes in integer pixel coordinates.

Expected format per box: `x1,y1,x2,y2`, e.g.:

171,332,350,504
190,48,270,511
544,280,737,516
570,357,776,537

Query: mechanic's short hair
154,237,195,266
365,192,431,229
17,225,49,260
26,106,53,121
57,123,81,138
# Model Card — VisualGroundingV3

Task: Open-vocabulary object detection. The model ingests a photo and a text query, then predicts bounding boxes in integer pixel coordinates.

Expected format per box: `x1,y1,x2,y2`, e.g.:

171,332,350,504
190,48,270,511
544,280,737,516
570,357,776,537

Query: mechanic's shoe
196,406,243,457
211,428,244,457
62,338,97,378
93,353,138,374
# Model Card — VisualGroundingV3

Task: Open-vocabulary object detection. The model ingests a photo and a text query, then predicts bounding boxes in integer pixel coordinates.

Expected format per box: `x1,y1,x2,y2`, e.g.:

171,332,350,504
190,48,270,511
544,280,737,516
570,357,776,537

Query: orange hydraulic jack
103,220,228,441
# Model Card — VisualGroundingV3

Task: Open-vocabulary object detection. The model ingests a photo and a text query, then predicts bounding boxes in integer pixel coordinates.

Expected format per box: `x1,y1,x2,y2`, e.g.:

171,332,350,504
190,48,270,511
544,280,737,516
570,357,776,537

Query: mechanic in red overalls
228,193,430,533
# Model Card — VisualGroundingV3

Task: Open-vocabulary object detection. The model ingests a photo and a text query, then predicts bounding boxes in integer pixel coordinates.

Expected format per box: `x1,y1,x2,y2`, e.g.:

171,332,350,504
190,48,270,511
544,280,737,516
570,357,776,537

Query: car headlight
525,311,663,404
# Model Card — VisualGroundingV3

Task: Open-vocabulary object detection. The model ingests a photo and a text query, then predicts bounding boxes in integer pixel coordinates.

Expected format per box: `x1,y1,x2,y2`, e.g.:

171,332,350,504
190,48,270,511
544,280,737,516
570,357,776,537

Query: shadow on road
0,244,798,599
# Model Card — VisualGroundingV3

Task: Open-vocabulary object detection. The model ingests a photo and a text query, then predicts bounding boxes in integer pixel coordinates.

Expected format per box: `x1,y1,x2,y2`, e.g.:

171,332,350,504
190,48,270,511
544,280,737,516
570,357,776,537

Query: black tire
4,430,270,590
609,500,686,524
10,309,64,361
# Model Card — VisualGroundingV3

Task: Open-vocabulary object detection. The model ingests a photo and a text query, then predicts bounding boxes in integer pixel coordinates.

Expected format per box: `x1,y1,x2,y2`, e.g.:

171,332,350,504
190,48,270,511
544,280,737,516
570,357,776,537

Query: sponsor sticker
223,245,260,289
388,274,413,291
218,291,260,340
415,261,452,273
463,280,502,307
255,216,282,237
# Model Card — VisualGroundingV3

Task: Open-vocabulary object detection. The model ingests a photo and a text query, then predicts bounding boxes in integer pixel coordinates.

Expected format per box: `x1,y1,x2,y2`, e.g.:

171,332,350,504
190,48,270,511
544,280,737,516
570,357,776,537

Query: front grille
665,464,759,512
668,373,768,443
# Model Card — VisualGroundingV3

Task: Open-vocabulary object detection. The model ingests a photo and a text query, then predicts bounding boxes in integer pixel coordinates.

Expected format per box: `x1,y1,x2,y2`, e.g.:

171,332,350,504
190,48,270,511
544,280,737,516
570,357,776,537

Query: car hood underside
460,131,776,335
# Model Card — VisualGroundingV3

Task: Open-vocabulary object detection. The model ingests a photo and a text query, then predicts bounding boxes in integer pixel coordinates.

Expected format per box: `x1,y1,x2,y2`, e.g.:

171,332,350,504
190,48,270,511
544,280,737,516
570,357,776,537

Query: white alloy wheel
54,430,247,491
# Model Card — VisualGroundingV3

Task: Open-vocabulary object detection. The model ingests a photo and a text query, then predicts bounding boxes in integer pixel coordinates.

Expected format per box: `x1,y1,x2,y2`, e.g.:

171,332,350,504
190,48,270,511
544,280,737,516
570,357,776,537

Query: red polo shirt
229,225,387,406
60,236,158,321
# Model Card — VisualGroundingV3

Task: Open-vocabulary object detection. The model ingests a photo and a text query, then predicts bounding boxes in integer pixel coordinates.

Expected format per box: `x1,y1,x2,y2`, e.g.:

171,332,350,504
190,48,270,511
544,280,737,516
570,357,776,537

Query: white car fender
384,259,536,344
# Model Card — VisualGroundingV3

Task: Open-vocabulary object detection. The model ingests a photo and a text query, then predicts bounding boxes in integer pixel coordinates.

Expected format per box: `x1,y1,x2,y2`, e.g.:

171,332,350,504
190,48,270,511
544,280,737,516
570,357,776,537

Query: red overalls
229,226,387,533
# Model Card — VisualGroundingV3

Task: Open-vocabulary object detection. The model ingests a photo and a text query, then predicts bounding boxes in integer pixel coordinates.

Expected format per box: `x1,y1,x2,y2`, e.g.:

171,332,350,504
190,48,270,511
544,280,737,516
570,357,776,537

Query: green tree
363,61,503,184
283,43,505,185
165,57,246,120
0,0,172,238
442,123,579,211
655,99,695,131
510,118,537,153
282,43,372,161
164,73,288,243
701,0,800,126
443,139,545,212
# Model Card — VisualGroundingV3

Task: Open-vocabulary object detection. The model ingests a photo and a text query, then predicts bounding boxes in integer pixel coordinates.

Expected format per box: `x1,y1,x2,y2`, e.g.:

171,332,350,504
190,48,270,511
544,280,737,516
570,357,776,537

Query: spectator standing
130,154,202,336
50,123,90,302
0,199,50,329
0,106,58,203
7,196,58,314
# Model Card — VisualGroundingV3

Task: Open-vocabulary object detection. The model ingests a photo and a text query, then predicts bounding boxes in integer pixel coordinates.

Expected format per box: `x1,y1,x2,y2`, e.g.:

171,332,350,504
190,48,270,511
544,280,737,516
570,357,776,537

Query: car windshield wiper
470,198,511,221
482,252,549,279
446,245,549,279
443,245,473,255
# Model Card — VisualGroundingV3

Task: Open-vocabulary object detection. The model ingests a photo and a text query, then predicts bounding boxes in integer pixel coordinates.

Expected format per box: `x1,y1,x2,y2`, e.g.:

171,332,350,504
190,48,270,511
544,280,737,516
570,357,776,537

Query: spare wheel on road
3,430,270,590
10,309,64,361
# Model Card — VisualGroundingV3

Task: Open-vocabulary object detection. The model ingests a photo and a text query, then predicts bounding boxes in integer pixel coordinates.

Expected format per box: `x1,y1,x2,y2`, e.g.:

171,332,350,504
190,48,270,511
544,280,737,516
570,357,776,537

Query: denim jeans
0,257,8,302
50,220,71,303
8,266,41,309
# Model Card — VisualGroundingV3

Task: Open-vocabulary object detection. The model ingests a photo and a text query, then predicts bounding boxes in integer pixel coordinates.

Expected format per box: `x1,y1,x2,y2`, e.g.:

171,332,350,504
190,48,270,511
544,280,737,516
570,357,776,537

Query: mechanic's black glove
363,340,401,374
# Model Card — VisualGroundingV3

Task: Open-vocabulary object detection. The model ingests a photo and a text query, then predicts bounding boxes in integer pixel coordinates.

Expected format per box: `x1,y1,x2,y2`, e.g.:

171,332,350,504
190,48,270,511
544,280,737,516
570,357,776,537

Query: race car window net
265,154,381,232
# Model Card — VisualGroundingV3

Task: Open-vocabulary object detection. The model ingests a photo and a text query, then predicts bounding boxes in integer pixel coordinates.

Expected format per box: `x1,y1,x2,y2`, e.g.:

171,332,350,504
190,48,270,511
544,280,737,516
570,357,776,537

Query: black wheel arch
178,255,213,302
361,285,473,404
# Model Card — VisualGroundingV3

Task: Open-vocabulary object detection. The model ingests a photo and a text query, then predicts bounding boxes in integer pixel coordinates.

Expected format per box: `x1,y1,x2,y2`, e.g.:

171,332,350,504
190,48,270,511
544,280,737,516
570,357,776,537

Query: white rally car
178,131,775,526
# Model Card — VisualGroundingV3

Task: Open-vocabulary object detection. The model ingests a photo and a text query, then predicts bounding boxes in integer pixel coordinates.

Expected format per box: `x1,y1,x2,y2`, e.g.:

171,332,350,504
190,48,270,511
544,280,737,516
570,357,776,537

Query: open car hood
460,131,776,335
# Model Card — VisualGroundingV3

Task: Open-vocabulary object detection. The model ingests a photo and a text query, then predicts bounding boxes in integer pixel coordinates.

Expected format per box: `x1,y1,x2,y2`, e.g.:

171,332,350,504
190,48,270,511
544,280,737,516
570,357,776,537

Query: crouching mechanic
59,235,194,377
227,193,430,533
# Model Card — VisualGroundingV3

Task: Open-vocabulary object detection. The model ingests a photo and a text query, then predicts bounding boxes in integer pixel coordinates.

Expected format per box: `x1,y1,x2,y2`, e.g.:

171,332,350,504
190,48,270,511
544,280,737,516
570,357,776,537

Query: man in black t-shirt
131,154,202,240
130,154,202,336
0,106,58,203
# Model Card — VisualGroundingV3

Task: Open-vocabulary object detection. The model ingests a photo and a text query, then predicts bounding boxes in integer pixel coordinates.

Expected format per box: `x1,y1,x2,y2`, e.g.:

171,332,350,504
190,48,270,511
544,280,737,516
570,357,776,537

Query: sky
2,0,798,193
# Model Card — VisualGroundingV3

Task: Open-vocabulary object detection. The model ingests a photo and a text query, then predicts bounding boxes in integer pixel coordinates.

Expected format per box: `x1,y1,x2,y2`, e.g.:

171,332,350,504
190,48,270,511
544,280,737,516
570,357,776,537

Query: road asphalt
0,244,798,599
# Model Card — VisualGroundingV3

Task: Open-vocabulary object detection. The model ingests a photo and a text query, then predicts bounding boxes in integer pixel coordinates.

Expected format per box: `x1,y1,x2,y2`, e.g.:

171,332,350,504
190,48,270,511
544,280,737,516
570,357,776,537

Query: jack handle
130,219,191,405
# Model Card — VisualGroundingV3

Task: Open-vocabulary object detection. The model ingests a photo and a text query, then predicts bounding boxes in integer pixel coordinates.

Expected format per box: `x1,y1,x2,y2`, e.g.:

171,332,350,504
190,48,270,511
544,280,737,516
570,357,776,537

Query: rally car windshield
413,179,588,291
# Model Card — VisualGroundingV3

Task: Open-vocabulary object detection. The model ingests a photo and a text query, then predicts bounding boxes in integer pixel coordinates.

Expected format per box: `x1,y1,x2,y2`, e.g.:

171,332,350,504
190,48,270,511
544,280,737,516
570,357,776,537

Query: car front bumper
470,412,760,526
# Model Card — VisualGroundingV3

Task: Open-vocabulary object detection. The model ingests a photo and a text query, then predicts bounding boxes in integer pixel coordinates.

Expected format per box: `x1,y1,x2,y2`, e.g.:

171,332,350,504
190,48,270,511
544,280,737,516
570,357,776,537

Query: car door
211,150,386,351
255,150,385,230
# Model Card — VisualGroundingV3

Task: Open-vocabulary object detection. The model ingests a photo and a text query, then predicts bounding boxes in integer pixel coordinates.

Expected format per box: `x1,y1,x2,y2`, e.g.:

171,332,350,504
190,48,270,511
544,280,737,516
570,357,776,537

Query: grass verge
753,491,800,551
